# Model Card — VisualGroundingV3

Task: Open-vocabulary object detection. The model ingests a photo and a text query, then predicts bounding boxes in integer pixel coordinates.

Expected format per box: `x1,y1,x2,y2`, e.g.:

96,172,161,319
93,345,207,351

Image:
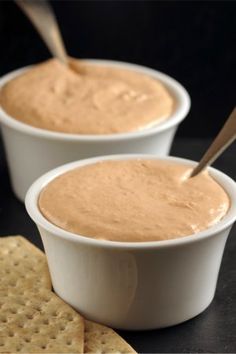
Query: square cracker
0,235,51,292
84,320,137,353
0,236,136,353
0,289,84,353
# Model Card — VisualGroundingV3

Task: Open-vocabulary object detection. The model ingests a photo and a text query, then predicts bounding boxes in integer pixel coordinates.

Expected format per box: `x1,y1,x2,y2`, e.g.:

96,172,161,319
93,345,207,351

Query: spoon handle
191,107,236,177
15,0,67,64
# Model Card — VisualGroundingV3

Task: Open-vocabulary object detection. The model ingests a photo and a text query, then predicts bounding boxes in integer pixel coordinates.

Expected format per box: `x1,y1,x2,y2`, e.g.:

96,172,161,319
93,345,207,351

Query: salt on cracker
84,320,137,353
0,235,51,291
0,289,84,353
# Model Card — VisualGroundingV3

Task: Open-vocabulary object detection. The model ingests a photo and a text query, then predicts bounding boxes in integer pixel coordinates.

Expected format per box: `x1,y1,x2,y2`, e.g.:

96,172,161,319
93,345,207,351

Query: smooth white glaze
0,60,190,201
25,155,236,330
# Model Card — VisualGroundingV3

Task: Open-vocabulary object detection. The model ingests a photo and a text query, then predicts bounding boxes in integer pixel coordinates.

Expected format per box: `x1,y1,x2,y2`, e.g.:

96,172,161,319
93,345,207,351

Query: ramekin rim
25,154,236,250
0,59,190,142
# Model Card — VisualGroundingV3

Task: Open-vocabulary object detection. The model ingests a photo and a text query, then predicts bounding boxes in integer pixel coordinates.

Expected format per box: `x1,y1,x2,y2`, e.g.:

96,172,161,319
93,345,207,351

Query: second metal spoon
15,0,68,65
191,107,236,177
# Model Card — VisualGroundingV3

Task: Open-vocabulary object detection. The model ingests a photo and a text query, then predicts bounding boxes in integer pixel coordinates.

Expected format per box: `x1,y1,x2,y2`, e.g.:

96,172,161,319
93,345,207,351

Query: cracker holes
26,314,34,320
66,340,72,346
9,281,17,287
18,300,26,306
17,323,24,329
50,334,57,340
43,319,49,325
41,345,47,350
16,290,25,296
26,267,33,272
34,328,40,334
67,314,74,321
10,308,18,315
34,305,42,312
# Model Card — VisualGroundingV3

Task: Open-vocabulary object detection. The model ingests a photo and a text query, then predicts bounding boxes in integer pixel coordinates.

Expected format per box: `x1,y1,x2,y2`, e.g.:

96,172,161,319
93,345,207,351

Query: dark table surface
0,137,236,354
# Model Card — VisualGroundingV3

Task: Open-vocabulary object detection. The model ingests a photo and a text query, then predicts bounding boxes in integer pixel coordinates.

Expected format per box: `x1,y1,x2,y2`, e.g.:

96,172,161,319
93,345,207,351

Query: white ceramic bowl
0,60,190,201
25,154,236,330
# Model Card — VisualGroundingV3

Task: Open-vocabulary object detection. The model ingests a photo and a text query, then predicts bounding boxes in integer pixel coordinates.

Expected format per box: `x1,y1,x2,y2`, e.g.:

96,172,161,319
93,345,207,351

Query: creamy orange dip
38,160,230,242
0,59,174,135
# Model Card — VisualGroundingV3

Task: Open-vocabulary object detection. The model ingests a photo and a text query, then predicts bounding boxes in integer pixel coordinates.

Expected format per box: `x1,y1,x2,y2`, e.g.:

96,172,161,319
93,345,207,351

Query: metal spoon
190,107,236,177
15,0,68,65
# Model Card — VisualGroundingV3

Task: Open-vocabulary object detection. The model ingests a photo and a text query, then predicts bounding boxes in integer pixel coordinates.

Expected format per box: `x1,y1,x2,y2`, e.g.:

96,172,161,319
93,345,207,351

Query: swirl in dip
0,59,174,135
38,159,230,242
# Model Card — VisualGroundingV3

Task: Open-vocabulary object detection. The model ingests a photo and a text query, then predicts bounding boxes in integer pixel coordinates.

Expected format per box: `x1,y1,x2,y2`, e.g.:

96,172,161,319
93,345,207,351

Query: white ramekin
25,154,236,330
0,60,190,201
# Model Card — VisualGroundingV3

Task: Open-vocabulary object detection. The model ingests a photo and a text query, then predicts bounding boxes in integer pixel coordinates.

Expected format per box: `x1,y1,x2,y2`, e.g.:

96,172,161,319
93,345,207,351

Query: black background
0,2,236,352
0,0,235,138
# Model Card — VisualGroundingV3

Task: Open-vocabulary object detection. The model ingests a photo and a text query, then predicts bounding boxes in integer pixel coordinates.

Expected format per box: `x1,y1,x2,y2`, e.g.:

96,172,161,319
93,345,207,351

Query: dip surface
0,59,174,134
38,160,230,242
